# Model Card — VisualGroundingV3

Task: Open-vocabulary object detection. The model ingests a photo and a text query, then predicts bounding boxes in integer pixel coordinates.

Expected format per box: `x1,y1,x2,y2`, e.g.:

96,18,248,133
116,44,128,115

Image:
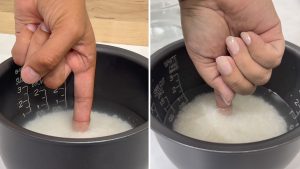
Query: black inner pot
151,40,300,151
0,44,148,141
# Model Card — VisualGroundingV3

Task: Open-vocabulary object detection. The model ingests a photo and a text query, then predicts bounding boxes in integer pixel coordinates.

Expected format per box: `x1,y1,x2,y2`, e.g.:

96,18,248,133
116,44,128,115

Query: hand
180,0,285,109
12,0,96,130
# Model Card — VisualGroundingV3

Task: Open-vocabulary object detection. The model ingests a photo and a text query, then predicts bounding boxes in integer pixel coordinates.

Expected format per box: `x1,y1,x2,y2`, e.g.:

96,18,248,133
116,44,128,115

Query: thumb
188,54,234,111
22,23,83,84
212,76,235,110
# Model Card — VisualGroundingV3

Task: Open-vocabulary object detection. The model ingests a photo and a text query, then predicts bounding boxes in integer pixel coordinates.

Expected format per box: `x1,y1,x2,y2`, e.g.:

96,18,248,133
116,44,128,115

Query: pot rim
151,39,300,153
0,44,148,145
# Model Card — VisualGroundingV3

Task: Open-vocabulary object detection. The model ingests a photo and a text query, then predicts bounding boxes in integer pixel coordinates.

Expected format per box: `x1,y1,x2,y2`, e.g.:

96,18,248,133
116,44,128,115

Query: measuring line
40,89,49,111
64,82,67,109
23,85,32,116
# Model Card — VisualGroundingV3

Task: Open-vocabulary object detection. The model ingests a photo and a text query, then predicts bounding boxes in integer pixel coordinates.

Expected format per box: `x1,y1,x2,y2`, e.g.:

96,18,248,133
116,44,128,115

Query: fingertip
214,86,234,107
240,31,264,48
214,90,233,114
26,24,38,32
40,23,50,33
241,32,251,46
226,36,240,55
21,66,41,84
216,56,233,76
221,92,233,106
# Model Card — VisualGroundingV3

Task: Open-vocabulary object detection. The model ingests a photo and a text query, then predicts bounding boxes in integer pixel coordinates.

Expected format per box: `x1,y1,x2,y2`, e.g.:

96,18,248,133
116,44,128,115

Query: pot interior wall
151,41,300,132
0,49,148,129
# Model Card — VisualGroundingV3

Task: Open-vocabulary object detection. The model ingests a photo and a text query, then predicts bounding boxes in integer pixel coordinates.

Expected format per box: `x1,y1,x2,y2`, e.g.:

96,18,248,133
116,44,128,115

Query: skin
12,0,96,131
180,0,285,111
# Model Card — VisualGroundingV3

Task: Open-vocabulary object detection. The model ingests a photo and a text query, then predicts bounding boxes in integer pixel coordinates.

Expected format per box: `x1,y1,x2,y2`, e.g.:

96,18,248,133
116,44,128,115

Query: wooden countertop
0,0,148,46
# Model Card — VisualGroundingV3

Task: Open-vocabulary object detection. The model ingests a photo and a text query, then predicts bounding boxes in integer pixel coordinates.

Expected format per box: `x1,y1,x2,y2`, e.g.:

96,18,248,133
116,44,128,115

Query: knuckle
12,56,23,66
228,78,241,90
11,47,17,57
228,78,255,95
251,70,272,85
258,74,271,85
186,40,200,56
186,39,221,58
265,52,283,68
11,48,18,57
228,78,244,92
11,44,20,56
12,47,24,66
254,49,283,69
270,56,282,68
66,24,85,39
239,86,256,95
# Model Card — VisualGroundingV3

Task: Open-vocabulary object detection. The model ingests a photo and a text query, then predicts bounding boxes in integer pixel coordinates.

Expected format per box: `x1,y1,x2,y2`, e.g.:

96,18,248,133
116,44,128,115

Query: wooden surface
0,0,148,46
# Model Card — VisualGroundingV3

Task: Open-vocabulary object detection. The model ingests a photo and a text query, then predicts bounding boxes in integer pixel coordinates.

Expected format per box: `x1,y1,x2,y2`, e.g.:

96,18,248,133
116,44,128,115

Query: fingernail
222,95,232,106
241,32,251,45
26,24,37,32
21,66,41,84
40,23,50,33
216,56,232,76
226,36,239,55
215,91,232,108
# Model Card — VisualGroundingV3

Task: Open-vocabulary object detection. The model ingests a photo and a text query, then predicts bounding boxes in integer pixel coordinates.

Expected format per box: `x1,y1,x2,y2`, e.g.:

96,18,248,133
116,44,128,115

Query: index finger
73,67,95,125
